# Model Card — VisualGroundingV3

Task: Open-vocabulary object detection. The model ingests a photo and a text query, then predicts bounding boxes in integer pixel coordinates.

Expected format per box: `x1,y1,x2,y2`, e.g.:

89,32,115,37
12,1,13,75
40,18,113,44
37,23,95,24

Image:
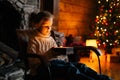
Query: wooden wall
57,0,97,37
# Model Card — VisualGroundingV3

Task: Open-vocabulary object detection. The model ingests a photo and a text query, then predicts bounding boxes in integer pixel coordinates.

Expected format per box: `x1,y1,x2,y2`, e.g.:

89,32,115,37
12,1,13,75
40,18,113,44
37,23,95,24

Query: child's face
37,18,53,36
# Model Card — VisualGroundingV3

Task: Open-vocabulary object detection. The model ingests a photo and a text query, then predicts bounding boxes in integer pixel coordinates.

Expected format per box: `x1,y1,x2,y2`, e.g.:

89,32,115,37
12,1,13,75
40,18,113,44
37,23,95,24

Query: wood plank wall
58,0,97,37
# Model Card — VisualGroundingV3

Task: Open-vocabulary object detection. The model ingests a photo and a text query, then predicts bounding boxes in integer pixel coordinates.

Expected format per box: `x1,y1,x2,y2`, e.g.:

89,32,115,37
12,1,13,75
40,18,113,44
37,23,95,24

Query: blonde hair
29,11,54,29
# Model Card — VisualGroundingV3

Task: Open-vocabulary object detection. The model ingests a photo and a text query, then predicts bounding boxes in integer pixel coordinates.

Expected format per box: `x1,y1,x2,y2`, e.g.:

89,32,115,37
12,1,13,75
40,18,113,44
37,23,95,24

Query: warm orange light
86,39,98,48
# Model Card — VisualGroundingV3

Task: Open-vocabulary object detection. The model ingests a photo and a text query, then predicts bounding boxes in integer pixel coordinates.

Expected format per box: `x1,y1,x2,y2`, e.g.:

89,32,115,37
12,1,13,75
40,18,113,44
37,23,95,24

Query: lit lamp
86,39,98,61
86,39,98,48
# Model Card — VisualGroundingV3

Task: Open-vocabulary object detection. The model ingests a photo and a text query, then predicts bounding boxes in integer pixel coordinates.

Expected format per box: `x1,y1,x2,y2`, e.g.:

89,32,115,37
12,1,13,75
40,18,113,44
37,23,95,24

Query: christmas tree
90,0,120,53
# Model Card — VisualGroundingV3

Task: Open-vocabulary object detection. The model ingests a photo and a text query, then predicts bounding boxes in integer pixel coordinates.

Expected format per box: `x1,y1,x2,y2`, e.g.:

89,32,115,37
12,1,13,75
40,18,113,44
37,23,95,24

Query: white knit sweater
27,30,57,55
27,30,68,61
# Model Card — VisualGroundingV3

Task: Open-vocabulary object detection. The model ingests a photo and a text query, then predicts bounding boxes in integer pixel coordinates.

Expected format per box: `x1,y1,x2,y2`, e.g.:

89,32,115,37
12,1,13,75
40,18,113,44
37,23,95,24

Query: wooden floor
79,51,120,80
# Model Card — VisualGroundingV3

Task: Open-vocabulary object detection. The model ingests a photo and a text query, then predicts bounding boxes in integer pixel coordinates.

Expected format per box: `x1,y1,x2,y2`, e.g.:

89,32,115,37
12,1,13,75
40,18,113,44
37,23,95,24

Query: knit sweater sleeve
27,37,38,54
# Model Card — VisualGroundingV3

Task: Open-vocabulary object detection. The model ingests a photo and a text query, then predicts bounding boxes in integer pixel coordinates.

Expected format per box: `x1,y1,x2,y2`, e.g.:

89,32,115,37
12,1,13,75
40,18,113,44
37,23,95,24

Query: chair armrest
74,46,102,56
